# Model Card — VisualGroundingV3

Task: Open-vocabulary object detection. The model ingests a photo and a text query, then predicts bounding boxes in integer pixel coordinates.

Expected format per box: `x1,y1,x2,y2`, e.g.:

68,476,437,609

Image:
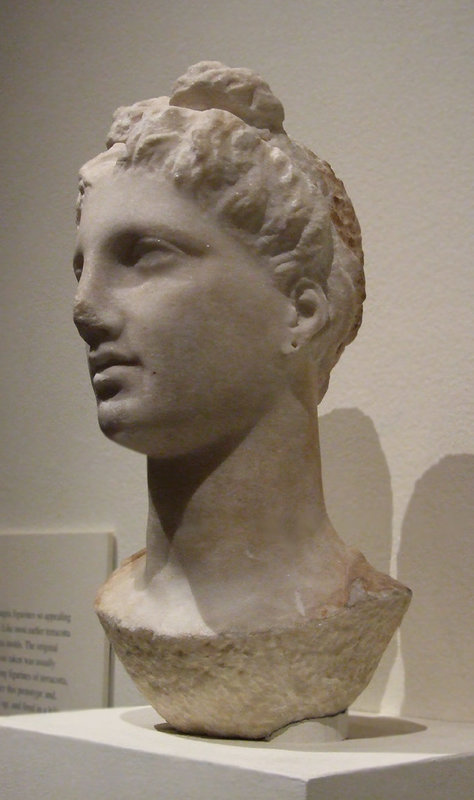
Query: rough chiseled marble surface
97,551,410,739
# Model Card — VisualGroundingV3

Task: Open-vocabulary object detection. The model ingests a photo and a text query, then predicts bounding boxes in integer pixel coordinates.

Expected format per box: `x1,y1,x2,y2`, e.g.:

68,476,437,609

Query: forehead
77,167,243,253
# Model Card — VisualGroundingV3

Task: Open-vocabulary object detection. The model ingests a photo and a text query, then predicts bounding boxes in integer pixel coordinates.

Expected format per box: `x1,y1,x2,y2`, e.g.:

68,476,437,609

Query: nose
73,263,122,349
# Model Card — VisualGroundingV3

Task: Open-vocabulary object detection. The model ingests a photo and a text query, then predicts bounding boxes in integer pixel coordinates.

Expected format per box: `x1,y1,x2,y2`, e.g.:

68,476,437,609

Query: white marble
73,62,410,738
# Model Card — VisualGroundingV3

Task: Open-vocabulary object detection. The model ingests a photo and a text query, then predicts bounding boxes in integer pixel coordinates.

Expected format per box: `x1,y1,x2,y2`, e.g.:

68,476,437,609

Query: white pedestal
1,706,474,800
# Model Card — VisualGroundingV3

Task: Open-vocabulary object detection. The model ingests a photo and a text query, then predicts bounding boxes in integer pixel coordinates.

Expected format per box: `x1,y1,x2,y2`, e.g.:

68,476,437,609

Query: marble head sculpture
73,62,411,739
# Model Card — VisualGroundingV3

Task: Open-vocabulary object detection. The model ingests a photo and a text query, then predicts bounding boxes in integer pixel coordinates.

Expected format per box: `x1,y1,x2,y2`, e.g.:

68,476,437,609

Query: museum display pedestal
1,706,474,800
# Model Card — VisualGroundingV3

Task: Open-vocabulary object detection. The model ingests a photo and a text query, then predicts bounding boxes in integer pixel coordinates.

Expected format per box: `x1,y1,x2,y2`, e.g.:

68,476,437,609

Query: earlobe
282,278,329,353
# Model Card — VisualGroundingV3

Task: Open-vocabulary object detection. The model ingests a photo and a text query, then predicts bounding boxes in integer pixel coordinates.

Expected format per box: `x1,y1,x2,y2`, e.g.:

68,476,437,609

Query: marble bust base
96,550,411,739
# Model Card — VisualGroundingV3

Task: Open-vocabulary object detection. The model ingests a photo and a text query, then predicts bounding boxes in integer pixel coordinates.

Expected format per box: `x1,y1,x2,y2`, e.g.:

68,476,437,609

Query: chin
97,400,248,460
97,401,197,458
97,398,128,436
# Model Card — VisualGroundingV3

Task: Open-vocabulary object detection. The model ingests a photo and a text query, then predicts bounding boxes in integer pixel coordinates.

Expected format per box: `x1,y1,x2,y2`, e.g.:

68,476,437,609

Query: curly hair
78,61,365,402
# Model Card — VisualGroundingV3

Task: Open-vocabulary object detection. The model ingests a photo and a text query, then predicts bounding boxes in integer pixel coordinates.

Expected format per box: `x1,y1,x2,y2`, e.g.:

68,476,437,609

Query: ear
282,278,329,354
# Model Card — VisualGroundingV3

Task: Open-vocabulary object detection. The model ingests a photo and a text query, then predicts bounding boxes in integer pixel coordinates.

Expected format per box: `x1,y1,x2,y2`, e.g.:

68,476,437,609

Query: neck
144,388,348,633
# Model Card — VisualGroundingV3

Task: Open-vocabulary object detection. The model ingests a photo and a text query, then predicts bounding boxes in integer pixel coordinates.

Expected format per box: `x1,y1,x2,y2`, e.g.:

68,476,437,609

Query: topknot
170,60,285,134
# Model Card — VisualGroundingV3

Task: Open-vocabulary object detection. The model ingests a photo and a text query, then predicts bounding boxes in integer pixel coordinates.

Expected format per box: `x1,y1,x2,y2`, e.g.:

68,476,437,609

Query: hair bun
170,61,285,134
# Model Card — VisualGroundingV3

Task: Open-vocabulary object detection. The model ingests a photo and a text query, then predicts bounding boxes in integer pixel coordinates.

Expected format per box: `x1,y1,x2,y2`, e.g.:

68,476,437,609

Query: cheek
124,270,289,403
141,306,264,392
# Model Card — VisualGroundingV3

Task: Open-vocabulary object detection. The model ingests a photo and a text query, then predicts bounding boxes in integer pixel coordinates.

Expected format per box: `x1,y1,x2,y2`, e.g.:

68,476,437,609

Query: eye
73,252,84,282
123,237,183,269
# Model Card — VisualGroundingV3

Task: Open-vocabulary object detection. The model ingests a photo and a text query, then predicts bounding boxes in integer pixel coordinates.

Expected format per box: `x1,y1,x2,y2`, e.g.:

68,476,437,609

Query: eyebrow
85,222,209,255
74,223,210,264
120,224,210,256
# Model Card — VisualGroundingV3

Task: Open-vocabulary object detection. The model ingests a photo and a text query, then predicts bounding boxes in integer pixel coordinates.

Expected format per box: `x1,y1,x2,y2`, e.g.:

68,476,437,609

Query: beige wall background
1,0,472,718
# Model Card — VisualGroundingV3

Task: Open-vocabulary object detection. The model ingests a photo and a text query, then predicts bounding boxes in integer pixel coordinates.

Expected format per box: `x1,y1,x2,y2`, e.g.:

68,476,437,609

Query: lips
89,350,139,376
89,350,139,400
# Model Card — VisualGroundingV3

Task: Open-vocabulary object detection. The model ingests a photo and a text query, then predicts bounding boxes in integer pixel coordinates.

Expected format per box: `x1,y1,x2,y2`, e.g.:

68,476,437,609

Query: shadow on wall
398,454,474,722
319,408,395,711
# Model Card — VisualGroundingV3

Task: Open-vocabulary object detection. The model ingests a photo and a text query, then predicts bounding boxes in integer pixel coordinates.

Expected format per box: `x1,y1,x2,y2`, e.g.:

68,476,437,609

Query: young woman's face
73,168,295,458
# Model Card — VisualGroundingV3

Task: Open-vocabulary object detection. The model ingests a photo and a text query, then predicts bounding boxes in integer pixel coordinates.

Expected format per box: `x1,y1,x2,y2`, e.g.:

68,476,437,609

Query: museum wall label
0,532,112,715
